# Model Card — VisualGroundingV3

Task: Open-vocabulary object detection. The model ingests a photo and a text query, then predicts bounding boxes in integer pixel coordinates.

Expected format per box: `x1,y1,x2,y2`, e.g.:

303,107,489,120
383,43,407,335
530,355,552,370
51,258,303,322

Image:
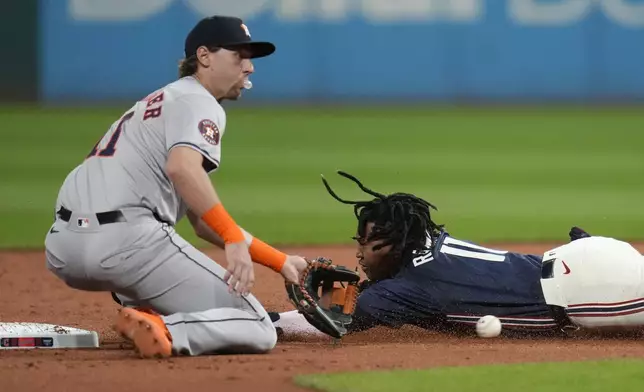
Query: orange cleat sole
113,307,173,359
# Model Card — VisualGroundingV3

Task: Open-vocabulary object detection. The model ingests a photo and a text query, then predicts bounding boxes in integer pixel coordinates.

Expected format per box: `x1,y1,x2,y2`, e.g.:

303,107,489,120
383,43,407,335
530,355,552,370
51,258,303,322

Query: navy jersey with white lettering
352,230,557,332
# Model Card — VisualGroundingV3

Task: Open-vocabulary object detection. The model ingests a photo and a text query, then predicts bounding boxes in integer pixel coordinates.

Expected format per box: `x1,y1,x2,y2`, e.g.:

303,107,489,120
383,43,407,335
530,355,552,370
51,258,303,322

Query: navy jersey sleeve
348,278,444,333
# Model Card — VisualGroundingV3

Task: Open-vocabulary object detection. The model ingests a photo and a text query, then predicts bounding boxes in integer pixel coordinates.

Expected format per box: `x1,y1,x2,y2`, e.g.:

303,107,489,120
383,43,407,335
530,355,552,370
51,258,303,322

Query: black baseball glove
285,257,361,339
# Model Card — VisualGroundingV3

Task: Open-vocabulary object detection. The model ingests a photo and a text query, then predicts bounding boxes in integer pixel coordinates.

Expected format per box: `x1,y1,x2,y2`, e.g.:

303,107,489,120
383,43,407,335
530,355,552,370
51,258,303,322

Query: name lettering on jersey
198,119,220,145
412,232,435,267
143,91,164,120
412,252,434,267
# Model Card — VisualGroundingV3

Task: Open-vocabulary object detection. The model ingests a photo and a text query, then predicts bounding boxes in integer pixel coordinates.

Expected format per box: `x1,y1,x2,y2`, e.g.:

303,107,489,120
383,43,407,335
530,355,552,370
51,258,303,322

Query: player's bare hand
223,242,255,297
280,255,309,285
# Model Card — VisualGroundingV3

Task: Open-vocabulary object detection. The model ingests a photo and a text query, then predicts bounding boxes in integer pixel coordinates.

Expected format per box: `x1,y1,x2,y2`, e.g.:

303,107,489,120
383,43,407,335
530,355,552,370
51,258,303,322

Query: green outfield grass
1,105,643,248
295,359,644,392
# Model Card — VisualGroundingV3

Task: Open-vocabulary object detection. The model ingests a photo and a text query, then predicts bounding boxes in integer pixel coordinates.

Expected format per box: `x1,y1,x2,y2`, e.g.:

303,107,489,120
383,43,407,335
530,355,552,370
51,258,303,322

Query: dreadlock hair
322,171,444,275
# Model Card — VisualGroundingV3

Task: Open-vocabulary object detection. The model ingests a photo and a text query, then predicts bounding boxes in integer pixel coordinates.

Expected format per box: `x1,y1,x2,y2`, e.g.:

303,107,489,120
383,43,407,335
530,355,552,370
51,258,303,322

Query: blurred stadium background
1,0,643,248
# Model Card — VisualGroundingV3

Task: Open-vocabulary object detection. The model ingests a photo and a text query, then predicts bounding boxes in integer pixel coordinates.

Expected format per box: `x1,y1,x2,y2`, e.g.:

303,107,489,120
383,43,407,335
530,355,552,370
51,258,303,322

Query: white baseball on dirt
476,315,502,338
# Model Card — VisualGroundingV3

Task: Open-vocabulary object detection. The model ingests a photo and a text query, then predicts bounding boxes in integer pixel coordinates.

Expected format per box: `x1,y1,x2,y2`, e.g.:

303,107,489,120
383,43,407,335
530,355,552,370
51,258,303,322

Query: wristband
201,204,245,244
249,238,287,273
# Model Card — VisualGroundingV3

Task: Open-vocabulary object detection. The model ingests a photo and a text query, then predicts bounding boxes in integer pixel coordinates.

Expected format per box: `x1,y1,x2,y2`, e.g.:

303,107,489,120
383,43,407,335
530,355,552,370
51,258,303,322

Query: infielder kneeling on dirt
274,172,644,339
44,16,309,359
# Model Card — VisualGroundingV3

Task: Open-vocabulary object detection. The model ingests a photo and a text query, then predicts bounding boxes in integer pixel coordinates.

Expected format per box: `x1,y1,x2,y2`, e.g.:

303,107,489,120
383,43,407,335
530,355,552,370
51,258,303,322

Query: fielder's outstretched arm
186,209,265,258
164,95,306,290
167,148,306,291
167,147,289,264
166,146,259,295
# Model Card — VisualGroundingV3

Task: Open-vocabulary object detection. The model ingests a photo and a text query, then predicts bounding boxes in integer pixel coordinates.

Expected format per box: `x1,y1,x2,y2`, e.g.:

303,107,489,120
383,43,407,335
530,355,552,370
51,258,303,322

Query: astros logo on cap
241,23,251,38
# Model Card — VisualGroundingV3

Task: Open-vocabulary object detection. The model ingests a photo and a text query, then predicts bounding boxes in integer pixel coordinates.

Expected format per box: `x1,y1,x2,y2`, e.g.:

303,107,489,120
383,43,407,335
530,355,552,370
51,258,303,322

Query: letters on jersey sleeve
165,94,226,172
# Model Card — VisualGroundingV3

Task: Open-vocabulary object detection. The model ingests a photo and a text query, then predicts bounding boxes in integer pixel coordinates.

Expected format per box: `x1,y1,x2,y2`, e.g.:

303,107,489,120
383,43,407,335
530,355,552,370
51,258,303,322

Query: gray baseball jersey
44,76,277,356
56,76,225,225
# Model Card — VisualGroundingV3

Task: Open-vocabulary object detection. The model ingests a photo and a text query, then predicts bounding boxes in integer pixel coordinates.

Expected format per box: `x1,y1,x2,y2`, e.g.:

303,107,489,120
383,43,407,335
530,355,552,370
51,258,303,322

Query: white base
274,310,327,337
0,322,99,349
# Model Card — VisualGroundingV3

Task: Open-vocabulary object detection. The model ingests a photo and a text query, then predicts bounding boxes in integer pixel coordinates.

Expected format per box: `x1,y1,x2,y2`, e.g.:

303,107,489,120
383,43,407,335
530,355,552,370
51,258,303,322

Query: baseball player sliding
44,15,308,358
272,172,644,339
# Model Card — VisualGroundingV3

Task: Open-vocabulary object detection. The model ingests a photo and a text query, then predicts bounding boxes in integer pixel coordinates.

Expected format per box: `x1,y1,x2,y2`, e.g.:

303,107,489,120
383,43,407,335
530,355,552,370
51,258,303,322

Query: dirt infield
2,242,644,392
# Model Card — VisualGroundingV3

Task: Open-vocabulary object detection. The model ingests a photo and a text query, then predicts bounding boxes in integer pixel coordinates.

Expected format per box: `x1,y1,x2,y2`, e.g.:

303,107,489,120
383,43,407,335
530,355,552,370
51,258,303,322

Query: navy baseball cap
184,16,276,59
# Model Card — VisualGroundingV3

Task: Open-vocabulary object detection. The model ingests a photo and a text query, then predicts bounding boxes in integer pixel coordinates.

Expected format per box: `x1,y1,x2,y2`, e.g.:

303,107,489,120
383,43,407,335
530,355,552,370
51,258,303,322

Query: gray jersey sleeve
165,94,226,171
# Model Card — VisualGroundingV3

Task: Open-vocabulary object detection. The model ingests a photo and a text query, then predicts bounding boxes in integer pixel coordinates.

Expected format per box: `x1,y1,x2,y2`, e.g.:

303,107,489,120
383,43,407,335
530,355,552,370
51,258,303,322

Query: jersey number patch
87,111,134,158
440,237,508,262
86,92,164,159
413,237,508,267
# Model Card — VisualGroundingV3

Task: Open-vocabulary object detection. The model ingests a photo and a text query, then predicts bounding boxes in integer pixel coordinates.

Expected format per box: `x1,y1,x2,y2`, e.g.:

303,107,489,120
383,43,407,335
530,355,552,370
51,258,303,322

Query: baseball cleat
113,307,159,341
569,226,591,242
113,307,173,359
113,308,136,341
